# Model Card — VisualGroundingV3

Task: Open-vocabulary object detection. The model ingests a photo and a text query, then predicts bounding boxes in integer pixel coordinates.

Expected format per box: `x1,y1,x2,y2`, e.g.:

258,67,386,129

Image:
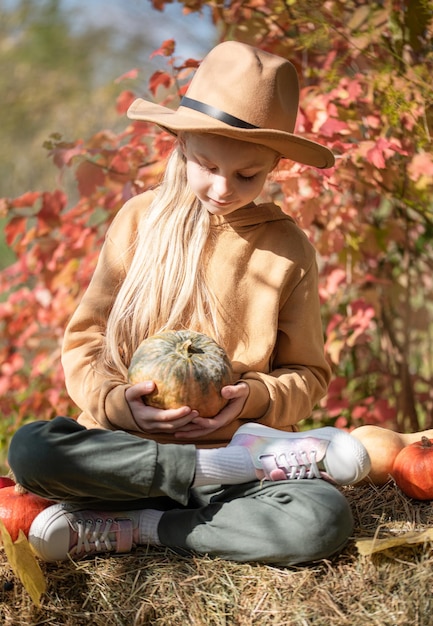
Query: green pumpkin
128,330,235,417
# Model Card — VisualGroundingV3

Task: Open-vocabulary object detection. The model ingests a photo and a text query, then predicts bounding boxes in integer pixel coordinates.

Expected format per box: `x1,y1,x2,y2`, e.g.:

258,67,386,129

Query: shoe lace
259,449,327,481
71,517,115,555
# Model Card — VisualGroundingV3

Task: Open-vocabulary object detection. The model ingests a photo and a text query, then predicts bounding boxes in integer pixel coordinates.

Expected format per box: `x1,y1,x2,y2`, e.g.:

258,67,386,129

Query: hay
1,481,433,625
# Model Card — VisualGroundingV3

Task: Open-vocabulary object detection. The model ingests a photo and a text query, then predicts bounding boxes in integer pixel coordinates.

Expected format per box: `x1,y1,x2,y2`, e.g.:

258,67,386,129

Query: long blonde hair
102,146,216,378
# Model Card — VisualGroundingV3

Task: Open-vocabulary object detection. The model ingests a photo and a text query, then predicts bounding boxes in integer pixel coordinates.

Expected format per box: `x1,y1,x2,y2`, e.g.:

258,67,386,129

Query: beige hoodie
61,191,331,447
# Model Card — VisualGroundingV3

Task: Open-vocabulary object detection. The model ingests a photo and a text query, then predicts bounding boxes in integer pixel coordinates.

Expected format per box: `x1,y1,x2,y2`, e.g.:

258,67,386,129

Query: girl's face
180,133,279,216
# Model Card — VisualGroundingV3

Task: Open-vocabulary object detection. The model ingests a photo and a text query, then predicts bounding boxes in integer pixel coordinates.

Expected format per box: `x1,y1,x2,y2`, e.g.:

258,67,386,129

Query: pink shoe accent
269,468,289,481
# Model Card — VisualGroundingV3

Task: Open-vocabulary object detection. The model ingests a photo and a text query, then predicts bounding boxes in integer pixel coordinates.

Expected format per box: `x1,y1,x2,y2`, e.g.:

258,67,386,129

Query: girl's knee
267,481,353,564
8,417,78,489
246,480,353,565
195,480,353,566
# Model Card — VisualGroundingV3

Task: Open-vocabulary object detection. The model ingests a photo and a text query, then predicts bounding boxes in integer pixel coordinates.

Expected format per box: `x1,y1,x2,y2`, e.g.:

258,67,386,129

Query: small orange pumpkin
0,485,54,541
392,437,433,500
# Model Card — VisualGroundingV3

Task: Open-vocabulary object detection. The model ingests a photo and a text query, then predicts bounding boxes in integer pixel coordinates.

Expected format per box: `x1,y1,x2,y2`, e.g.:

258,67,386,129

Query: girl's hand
174,381,250,440
126,381,199,433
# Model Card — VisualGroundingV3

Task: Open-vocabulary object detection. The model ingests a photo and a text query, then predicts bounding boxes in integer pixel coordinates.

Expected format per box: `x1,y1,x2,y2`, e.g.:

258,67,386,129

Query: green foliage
0,0,145,199
1,0,433,456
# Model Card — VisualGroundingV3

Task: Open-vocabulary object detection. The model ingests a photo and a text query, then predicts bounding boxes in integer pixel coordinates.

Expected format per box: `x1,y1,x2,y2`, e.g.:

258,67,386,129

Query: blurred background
0,0,216,265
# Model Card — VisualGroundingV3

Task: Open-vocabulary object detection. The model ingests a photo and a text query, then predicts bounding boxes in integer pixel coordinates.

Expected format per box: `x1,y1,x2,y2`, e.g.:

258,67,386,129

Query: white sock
193,446,257,487
138,509,163,545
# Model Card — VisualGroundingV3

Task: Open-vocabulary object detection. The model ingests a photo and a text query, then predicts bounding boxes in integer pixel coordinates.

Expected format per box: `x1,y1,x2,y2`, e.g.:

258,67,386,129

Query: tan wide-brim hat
127,41,335,169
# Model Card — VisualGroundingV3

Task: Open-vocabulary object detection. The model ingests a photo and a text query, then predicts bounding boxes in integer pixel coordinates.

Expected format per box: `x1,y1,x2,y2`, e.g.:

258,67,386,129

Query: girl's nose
212,175,232,198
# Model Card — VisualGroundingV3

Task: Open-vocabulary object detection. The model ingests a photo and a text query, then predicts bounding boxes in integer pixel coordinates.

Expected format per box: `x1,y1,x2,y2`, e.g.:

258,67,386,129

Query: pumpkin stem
421,436,433,448
177,340,204,356
14,483,28,495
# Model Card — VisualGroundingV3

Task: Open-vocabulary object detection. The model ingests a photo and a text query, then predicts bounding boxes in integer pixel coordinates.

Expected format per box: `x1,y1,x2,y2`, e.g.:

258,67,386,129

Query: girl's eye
238,173,257,182
199,163,216,173
197,161,257,181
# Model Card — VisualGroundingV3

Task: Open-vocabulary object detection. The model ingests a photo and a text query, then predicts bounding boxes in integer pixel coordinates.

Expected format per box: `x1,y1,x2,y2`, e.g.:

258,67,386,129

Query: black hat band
180,96,259,130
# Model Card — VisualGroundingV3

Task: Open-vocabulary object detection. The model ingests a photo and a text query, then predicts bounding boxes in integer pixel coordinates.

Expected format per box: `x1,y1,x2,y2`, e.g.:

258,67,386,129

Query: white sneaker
229,423,371,486
29,504,145,562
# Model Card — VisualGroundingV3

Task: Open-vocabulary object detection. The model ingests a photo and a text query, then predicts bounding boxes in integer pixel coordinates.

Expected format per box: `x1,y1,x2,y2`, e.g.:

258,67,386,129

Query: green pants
8,417,353,566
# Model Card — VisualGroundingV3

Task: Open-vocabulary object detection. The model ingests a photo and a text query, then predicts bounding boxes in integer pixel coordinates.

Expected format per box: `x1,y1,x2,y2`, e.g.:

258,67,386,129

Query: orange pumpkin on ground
0,485,54,541
391,437,433,500
351,425,433,485
128,330,235,418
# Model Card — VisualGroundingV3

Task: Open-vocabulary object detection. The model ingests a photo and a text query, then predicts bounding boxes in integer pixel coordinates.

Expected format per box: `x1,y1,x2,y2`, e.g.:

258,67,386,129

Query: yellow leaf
355,527,433,556
0,519,46,606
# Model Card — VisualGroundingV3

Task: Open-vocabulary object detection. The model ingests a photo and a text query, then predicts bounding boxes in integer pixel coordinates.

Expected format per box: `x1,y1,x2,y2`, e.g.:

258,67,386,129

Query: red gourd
391,437,433,500
0,485,54,541
128,330,235,418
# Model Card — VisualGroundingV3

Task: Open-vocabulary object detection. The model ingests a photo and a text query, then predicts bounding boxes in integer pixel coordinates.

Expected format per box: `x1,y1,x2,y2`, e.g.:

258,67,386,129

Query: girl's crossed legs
8,416,359,565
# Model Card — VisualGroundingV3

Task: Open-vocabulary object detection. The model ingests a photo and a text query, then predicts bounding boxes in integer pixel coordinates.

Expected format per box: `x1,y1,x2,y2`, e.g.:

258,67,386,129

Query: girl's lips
209,198,234,207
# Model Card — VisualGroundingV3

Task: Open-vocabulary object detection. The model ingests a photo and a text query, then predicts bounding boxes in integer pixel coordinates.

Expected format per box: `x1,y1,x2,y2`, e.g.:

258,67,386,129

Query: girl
8,41,370,565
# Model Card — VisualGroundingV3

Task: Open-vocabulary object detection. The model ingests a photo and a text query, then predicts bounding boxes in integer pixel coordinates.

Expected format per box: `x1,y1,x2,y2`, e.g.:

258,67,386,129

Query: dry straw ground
1,480,433,626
